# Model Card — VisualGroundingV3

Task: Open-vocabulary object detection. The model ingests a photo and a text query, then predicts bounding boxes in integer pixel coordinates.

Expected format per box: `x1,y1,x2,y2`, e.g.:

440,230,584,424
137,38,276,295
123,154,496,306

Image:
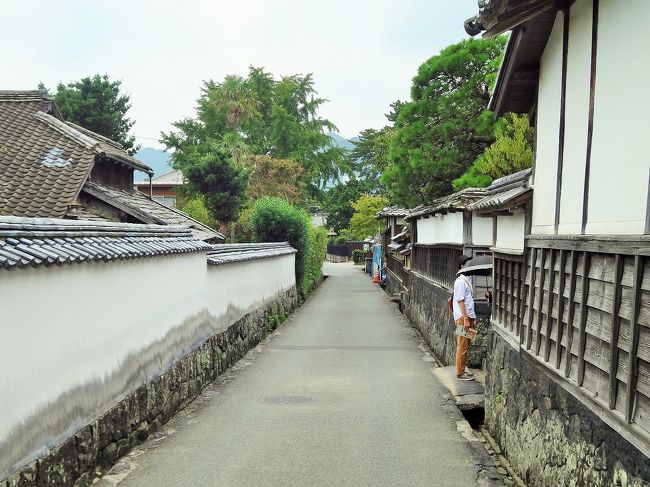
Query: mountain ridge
135,133,357,177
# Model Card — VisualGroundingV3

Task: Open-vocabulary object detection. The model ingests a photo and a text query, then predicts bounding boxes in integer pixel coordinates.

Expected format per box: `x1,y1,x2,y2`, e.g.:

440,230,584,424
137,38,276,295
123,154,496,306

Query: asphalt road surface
96,262,502,487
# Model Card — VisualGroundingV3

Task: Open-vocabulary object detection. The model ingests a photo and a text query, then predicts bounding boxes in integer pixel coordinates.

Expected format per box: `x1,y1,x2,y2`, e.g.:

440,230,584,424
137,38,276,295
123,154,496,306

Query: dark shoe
457,373,474,381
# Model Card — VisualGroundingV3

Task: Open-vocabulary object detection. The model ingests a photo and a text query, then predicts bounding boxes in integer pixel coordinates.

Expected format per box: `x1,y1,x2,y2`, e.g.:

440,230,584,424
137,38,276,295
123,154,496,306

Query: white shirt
453,274,476,321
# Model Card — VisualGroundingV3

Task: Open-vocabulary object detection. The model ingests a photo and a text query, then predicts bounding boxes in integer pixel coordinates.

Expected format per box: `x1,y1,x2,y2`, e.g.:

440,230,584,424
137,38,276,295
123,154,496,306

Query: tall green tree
184,149,250,224
349,195,389,239
322,179,375,232
209,75,259,160
349,127,394,190
162,67,344,199
382,37,506,207
453,113,534,190
47,74,139,154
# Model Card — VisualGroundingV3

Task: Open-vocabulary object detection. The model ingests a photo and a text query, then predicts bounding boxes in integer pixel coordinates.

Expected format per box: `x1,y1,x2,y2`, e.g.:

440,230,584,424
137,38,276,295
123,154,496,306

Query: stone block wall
485,328,650,487
3,288,297,487
406,272,489,367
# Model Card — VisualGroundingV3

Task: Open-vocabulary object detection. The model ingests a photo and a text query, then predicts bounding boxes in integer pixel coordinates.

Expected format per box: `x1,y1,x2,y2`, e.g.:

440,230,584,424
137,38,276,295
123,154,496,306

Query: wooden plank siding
411,244,463,291
492,242,650,439
386,253,410,291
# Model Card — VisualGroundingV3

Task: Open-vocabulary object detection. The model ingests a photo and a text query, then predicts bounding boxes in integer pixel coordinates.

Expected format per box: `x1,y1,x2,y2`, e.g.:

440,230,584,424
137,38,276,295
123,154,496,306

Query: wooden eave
489,9,556,117
482,0,556,39
473,188,533,216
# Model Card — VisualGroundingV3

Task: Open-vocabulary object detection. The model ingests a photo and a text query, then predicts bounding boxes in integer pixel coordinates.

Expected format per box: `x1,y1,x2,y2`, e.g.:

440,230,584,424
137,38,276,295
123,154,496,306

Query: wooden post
555,249,568,369
501,259,509,330
577,252,592,387
525,248,538,349
625,255,644,422
608,254,623,410
544,249,557,361
516,261,523,337
535,249,547,355
492,256,498,319
564,250,579,378
509,260,516,332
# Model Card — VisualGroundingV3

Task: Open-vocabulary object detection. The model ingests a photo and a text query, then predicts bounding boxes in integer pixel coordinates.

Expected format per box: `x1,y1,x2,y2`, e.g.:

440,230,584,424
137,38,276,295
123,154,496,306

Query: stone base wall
405,272,489,367
385,271,402,297
4,288,297,487
325,254,348,263
485,328,650,487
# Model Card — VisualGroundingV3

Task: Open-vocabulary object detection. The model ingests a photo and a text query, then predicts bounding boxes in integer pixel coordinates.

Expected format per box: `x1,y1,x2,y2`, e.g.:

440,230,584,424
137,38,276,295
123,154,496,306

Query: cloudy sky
3,1,478,149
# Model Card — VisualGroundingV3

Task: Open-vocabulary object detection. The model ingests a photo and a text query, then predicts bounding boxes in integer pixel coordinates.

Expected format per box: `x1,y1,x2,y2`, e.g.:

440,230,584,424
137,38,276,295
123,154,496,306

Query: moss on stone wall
485,329,650,487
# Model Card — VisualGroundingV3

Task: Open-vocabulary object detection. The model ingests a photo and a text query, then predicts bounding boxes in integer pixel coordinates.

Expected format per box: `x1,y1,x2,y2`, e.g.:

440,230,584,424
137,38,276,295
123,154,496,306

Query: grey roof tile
375,206,409,219
0,215,211,270
405,188,488,221
0,90,153,219
467,168,533,212
82,180,225,242
206,242,297,266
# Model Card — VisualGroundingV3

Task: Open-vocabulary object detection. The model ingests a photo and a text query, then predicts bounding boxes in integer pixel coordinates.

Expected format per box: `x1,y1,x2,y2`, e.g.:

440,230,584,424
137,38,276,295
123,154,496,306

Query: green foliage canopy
181,196,217,228
162,67,344,199
251,197,320,298
453,113,534,190
382,37,506,207
184,150,250,224
322,179,375,232
47,74,139,154
349,195,389,240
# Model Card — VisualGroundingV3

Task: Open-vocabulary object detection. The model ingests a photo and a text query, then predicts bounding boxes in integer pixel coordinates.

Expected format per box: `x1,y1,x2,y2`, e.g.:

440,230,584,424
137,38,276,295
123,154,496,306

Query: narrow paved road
98,262,501,487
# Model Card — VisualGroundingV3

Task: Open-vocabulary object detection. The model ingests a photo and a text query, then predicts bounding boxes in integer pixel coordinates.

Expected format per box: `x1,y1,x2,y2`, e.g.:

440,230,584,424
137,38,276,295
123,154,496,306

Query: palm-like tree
209,75,259,161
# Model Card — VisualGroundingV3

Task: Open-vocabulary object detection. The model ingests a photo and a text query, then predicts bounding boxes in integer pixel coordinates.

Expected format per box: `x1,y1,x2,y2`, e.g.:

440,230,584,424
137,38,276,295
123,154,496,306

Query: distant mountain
327,133,355,150
134,147,172,178
134,135,355,180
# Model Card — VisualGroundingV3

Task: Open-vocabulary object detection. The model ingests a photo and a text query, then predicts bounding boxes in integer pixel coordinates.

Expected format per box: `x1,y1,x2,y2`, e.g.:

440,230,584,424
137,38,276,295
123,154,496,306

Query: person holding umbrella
453,255,476,381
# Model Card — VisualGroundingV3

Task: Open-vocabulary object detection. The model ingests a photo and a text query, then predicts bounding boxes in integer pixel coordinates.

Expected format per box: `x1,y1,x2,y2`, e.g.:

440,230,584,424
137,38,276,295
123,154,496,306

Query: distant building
309,206,328,227
134,169,183,208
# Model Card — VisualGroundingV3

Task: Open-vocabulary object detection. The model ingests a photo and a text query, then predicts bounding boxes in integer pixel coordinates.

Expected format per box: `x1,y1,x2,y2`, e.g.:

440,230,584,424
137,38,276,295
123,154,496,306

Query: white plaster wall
558,0,592,234
496,212,526,251
0,252,295,452
472,214,493,246
586,0,650,234
532,11,564,234
415,212,464,244
204,255,296,320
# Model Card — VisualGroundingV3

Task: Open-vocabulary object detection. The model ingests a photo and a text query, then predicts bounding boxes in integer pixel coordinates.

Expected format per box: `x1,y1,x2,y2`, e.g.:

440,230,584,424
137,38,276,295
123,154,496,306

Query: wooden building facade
466,0,650,483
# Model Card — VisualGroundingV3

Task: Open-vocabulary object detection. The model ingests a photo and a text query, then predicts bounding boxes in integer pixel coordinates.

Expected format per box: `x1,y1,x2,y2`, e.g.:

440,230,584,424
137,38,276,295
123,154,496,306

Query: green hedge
251,197,325,299
304,225,327,295
352,249,365,264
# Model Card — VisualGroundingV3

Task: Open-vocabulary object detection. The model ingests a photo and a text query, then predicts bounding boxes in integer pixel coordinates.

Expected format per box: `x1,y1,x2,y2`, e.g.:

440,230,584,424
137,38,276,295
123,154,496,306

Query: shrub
352,249,366,264
181,196,217,228
304,225,327,295
251,197,313,297
331,228,353,245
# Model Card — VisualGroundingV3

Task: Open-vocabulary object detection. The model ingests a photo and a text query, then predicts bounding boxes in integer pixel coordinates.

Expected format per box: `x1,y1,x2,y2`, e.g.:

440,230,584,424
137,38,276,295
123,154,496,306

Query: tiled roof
82,181,225,241
207,242,297,265
67,122,153,175
391,226,410,243
375,206,409,219
0,90,153,219
467,168,532,213
0,93,97,218
0,215,211,270
405,188,487,221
